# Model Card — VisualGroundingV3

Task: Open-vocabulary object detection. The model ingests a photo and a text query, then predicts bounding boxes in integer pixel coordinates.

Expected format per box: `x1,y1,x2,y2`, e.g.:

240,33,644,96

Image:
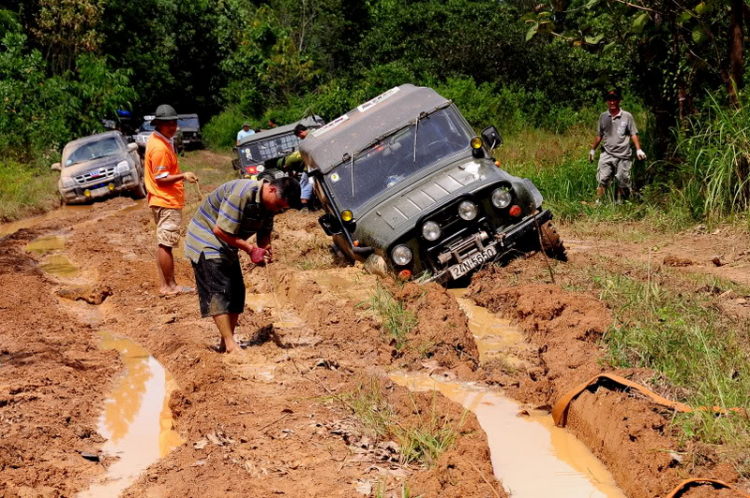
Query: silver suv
52,131,146,204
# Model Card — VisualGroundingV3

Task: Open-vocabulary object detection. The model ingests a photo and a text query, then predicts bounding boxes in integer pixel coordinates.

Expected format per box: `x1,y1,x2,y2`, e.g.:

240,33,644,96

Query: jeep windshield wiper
413,113,420,163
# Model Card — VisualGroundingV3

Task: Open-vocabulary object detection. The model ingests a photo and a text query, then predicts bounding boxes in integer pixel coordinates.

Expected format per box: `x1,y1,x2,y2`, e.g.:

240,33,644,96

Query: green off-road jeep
300,84,565,283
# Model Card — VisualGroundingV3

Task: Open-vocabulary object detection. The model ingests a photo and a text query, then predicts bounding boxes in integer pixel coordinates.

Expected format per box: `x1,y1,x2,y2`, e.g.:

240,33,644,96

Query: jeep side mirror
318,213,343,236
481,126,503,150
51,163,62,172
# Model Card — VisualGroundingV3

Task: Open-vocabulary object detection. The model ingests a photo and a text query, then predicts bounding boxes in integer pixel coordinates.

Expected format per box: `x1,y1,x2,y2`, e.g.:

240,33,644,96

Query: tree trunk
729,0,743,107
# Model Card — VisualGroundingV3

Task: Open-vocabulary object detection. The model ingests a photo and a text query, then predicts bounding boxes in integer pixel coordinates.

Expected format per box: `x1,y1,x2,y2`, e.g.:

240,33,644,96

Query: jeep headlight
391,245,413,266
458,200,478,221
492,188,512,209
116,161,130,174
61,177,75,188
422,221,441,241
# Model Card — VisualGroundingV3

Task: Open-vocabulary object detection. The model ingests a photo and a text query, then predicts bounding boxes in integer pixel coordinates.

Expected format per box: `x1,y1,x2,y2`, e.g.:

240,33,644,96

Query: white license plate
91,186,110,197
448,245,497,279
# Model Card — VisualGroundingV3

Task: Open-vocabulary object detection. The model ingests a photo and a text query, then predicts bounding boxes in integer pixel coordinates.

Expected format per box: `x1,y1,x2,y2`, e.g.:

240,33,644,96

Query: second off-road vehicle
300,84,565,283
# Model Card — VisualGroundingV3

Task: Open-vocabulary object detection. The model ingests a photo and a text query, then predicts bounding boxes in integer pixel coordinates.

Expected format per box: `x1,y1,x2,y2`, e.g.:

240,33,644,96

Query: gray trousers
597,151,632,189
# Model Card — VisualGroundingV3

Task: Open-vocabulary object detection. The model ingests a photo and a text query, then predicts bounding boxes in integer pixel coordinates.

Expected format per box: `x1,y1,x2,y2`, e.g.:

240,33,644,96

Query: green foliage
203,106,249,150
674,94,750,219
0,160,59,221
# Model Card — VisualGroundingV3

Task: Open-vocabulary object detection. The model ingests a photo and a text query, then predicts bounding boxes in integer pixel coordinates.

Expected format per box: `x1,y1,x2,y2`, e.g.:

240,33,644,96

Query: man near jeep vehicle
276,124,312,210
185,177,300,354
236,122,254,145
144,104,198,296
589,89,646,203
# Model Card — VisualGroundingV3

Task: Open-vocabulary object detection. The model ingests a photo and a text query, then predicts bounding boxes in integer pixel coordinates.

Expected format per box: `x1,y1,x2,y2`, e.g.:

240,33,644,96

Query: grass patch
582,263,750,474
0,160,60,222
367,283,418,350
344,378,461,469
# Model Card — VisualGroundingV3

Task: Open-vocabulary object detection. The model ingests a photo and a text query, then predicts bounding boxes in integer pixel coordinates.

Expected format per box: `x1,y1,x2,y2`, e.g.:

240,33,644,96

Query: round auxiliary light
470,137,483,149
391,245,413,266
509,205,522,217
458,200,478,221
422,221,441,241
492,188,512,209
398,269,412,280
341,210,353,222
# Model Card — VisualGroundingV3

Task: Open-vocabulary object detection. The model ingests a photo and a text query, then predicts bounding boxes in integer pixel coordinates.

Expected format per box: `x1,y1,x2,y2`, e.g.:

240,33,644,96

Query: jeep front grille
75,167,116,186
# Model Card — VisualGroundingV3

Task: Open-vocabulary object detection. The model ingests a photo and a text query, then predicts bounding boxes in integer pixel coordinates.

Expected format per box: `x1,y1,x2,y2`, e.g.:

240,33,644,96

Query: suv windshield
238,133,300,166
327,106,471,211
141,121,155,131
178,117,200,128
64,137,122,167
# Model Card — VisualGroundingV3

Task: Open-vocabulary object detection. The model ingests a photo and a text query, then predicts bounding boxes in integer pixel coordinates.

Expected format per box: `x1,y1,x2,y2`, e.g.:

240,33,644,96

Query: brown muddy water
77,332,184,498
0,205,92,237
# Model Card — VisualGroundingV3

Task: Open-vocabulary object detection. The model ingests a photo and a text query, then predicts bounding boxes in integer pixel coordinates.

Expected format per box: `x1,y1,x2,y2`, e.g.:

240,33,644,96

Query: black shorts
191,253,246,318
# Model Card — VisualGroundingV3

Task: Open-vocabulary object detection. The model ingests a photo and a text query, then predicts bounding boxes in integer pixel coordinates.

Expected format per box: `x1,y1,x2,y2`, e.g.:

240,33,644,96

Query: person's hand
636,149,647,160
183,171,198,183
249,246,268,265
589,149,595,162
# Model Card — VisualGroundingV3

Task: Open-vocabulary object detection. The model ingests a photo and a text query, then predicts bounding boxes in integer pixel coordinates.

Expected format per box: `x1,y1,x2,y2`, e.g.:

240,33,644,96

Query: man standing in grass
144,104,198,295
185,177,300,354
589,89,646,203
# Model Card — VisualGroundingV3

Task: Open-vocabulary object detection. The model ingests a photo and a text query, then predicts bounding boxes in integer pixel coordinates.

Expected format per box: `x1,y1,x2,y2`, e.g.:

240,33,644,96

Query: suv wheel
540,221,567,262
132,173,148,199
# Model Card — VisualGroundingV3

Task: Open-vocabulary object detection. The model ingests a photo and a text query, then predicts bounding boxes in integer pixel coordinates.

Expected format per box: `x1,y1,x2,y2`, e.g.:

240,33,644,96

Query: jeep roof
300,84,450,175
237,115,324,147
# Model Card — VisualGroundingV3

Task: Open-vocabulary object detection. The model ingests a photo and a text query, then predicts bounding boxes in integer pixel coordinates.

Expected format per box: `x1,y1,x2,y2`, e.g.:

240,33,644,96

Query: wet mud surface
2,176,749,496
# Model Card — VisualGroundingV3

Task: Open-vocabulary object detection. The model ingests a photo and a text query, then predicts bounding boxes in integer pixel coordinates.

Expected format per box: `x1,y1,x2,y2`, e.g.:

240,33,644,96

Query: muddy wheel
540,221,567,262
132,174,147,199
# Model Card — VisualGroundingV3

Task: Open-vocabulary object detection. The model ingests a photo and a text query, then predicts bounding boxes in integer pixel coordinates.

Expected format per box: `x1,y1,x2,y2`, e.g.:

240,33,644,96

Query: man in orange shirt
144,104,198,295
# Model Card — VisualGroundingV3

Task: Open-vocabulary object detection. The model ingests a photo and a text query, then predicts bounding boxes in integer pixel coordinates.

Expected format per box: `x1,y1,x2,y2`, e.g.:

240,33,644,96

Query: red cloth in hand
250,247,267,265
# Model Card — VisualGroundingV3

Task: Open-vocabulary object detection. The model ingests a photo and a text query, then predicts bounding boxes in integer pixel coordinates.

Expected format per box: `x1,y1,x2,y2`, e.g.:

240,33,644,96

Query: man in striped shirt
186,177,300,354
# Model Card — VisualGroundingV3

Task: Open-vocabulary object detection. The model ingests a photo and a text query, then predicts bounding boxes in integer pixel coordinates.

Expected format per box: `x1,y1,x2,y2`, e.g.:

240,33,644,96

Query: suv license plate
91,186,110,197
448,245,497,280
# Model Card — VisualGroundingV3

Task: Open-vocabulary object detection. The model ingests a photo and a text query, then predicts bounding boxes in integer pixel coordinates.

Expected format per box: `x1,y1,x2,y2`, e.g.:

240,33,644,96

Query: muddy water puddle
391,372,625,498
78,332,183,498
396,290,627,497
0,205,92,237
40,254,81,278
449,289,531,367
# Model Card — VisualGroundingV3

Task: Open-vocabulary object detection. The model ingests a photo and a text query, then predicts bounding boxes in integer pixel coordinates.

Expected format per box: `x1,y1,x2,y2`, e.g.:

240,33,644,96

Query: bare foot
159,285,195,297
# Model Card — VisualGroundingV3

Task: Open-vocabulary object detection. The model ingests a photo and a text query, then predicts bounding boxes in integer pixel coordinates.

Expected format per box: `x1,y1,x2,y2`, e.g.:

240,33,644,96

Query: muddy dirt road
1,162,749,497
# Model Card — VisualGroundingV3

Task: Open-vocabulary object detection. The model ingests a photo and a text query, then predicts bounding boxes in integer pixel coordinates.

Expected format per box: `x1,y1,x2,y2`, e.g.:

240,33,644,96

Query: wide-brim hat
152,104,179,122
604,89,622,101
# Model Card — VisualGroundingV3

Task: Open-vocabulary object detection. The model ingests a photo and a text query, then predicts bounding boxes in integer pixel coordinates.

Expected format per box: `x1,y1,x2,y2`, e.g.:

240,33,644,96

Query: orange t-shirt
145,132,184,209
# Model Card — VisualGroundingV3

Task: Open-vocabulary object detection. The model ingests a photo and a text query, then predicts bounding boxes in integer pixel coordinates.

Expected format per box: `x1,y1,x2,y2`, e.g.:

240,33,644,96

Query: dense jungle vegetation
1,0,750,222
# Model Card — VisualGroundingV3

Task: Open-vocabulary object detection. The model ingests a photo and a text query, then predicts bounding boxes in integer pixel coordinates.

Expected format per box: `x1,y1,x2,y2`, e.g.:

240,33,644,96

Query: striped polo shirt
184,179,274,263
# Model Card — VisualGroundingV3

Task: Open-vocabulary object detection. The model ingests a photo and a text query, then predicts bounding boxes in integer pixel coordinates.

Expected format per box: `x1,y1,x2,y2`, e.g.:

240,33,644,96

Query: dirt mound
395,282,480,374
664,254,695,267
468,260,741,498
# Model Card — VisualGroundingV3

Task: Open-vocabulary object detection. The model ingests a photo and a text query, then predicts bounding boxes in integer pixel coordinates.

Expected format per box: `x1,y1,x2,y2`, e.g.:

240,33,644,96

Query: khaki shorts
151,207,182,248
597,152,632,189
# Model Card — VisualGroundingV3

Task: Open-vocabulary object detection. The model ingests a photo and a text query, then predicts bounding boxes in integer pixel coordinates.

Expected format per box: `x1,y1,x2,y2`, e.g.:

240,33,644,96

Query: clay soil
2,155,749,497
468,249,750,498
0,170,500,497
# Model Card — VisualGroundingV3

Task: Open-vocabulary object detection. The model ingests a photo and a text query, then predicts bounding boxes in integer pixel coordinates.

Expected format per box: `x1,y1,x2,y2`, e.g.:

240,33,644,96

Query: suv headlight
422,221,441,241
61,177,75,188
458,200,478,221
492,188,512,208
391,245,413,266
116,161,130,173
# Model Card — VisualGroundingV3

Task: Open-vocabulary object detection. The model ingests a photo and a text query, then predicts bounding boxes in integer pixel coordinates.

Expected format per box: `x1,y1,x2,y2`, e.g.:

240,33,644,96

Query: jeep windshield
178,117,200,128
64,137,123,167
327,106,472,211
237,133,300,166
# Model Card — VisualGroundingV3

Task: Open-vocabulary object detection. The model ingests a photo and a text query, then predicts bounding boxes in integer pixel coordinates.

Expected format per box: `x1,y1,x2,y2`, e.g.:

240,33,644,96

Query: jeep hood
352,158,516,249
61,153,128,179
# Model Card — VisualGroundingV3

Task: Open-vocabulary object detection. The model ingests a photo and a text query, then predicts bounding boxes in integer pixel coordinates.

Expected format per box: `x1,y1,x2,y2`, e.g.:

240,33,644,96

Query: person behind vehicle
236,122,254,146
276,124,313,210
144,104,198,295
589,89,646,203
185,177,301,354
